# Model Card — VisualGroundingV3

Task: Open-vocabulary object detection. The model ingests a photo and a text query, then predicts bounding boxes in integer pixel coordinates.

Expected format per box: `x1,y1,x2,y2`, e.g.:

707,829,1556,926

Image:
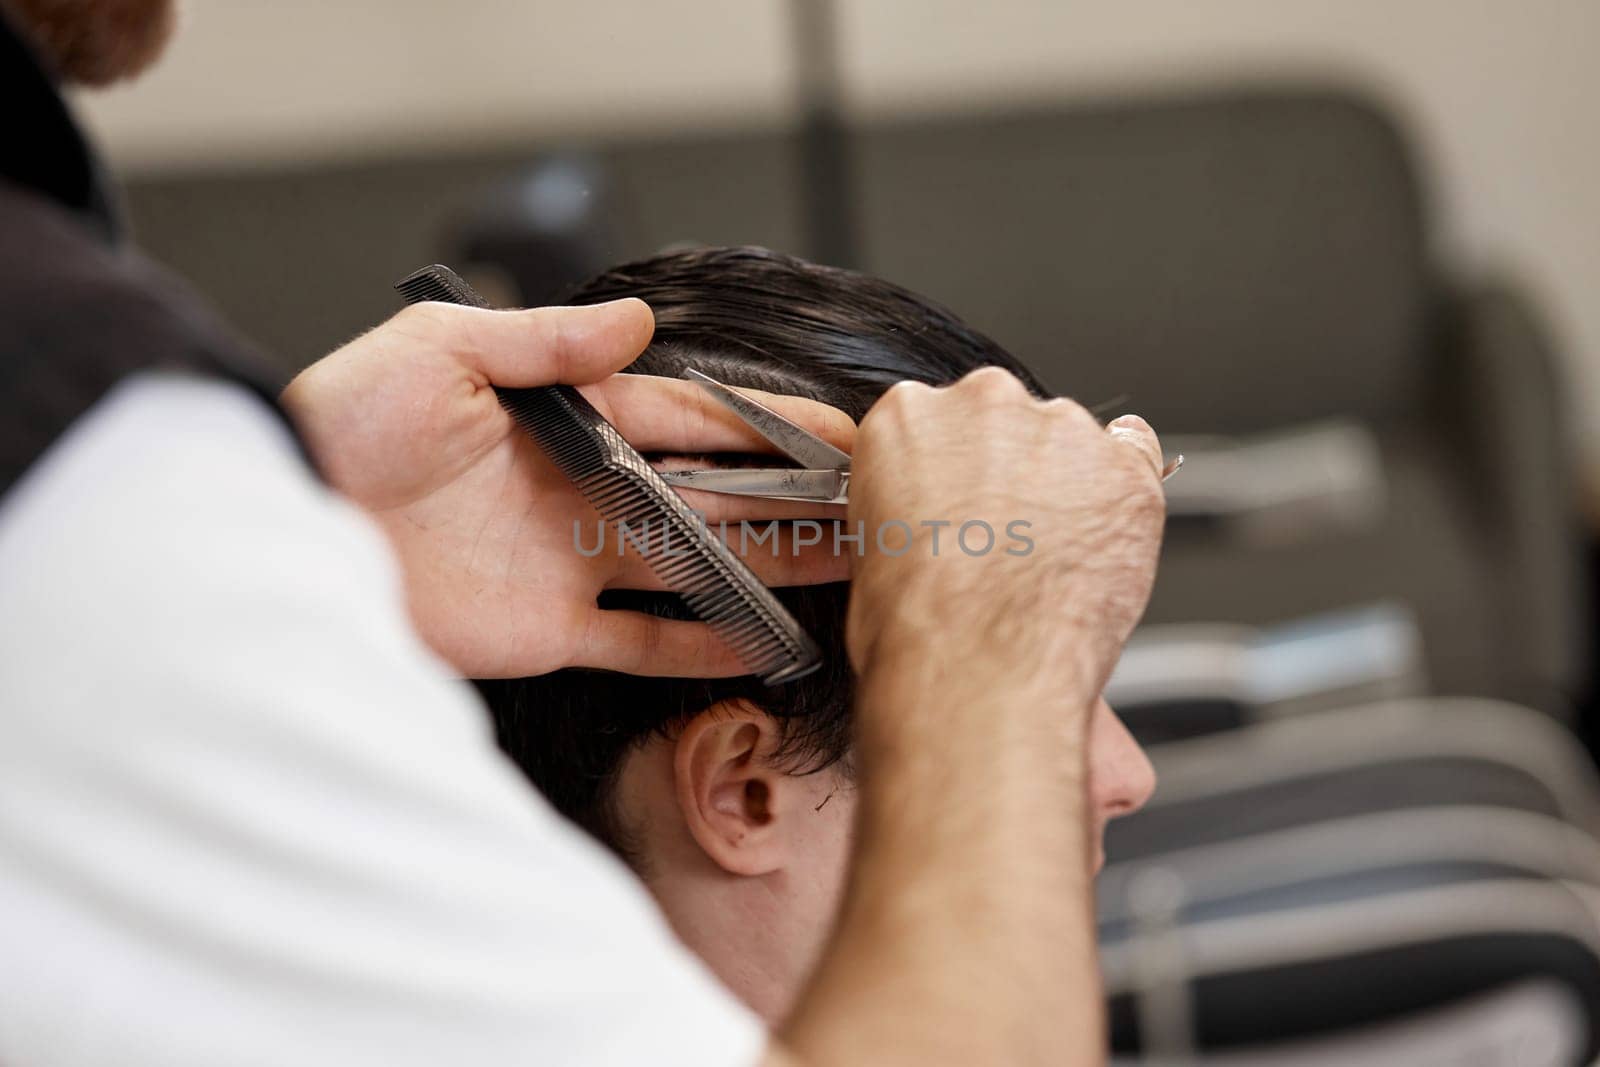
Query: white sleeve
0,373,766,1067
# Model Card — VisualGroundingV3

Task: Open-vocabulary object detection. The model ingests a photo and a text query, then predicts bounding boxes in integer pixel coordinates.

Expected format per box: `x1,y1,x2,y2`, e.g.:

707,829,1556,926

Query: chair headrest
860,86,1433,433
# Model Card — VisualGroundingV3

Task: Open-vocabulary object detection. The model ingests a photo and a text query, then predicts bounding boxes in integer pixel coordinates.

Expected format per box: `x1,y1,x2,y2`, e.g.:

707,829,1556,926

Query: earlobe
673,700,790,877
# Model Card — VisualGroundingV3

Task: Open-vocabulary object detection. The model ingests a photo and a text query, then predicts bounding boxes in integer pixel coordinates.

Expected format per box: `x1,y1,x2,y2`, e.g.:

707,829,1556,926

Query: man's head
478,246,1156,1022
3,0,176,85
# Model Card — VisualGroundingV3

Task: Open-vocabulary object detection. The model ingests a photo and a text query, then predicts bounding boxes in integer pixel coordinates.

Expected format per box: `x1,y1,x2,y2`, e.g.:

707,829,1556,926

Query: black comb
394,265,822,684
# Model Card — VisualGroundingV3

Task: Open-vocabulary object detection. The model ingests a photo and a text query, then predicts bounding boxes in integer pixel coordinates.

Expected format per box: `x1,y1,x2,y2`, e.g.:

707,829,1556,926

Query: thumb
441,298,656,387
1106,413,1165,482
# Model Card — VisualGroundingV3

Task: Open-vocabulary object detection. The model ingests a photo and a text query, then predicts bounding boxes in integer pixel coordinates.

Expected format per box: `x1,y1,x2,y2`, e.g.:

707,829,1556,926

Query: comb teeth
498,386,821,683
395,265,492,308
393,265,822,684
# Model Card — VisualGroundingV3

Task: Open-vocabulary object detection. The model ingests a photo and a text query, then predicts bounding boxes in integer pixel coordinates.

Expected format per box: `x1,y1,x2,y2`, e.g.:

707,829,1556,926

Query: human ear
672,699,796,877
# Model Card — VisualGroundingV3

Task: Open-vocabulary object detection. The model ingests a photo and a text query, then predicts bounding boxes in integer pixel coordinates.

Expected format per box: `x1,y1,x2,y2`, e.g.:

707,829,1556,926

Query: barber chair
849,86,1587,718
1098,698,1600,1063
1104,603,1426,744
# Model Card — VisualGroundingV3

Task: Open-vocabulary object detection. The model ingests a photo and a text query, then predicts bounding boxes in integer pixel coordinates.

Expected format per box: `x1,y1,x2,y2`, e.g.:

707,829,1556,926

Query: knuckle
882,378,929,407
861,379,925,428
685,385,714,448
1052,396,1102,429
525,307,574,376
1039,396,1099,438
634,620,663,672
962,366,1024,400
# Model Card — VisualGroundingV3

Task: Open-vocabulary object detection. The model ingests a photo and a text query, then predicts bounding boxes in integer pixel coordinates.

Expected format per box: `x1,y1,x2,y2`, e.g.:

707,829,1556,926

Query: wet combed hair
476,246,1046,860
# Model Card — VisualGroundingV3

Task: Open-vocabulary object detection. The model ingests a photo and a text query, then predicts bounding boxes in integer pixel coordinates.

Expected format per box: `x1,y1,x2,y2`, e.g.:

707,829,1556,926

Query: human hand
844,368,1165,699
283,299,855,679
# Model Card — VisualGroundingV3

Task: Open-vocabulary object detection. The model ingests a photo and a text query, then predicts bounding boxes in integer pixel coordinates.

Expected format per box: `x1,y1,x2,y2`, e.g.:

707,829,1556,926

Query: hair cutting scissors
659,369,852,503
658,368,1181,504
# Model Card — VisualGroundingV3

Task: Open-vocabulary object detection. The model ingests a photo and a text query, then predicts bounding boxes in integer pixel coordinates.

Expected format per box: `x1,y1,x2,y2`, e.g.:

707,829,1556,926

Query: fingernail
1109,414,1149,431
594,297,651,316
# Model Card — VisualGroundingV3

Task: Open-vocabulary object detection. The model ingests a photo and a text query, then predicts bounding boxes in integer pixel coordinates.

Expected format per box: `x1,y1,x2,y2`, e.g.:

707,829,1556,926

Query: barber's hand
283,299,854,679
845,368,1165,696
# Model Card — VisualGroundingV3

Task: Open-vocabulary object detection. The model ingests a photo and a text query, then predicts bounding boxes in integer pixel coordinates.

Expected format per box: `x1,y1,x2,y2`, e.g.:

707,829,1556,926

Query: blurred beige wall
75,0,1600,462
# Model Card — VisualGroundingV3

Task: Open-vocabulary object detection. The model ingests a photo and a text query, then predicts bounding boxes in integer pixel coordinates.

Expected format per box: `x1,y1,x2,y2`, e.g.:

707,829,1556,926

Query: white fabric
0,373,765,1067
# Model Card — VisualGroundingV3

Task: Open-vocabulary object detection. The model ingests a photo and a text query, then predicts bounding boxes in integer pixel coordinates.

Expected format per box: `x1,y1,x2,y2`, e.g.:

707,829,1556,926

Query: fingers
572,610,748,677
409,299,657,387
581,373,856,455
604,520,852,591
407,298,858,451
1106,414,1165,481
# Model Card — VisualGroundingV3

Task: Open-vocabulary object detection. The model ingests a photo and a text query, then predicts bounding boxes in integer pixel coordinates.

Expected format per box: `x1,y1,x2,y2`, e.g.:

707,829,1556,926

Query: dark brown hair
477,245,1045,859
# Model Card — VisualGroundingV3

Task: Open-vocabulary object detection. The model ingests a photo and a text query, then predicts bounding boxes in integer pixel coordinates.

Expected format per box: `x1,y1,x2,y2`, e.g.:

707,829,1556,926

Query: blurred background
76,1,1600,1061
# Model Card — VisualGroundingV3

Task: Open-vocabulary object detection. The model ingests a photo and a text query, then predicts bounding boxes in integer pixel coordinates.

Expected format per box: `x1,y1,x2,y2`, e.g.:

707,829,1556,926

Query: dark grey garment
0,9,298,499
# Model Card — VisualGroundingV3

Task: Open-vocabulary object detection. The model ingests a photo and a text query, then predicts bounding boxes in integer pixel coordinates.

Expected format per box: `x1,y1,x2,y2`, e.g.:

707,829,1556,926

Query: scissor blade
685,368,852,472
660,467,849,504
